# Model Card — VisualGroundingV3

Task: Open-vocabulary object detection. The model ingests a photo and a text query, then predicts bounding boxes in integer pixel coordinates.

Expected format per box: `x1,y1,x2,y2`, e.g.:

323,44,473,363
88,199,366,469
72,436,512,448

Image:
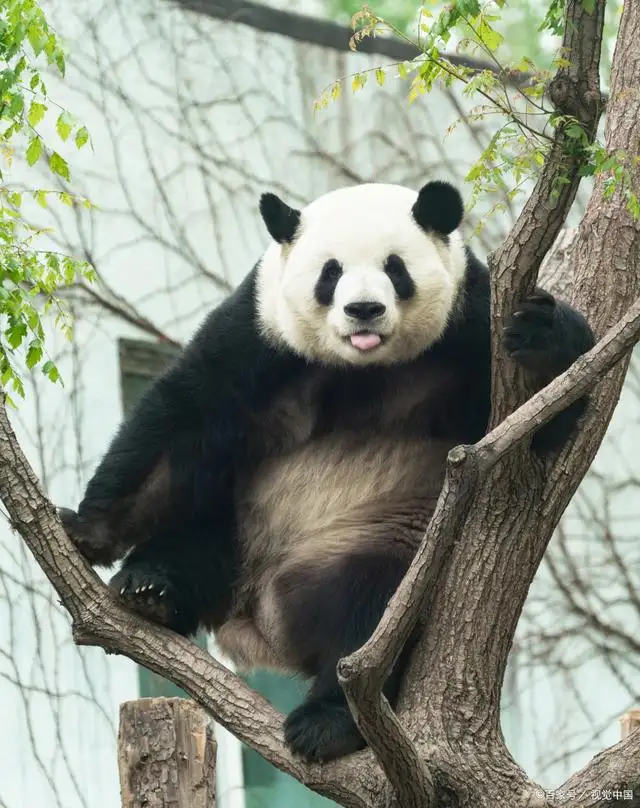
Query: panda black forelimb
60,267,305,570
500,285,595,453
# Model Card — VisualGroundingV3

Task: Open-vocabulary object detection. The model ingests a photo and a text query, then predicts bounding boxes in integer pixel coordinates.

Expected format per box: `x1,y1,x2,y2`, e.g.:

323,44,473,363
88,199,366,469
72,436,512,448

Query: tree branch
0,398,375,808
557,728,640,808
339,685,436,808
488,0,606,429
478,294,640,459
335,295,640,803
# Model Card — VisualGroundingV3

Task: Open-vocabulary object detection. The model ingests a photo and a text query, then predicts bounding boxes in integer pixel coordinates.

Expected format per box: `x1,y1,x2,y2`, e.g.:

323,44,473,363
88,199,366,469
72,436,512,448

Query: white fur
257,183,467,366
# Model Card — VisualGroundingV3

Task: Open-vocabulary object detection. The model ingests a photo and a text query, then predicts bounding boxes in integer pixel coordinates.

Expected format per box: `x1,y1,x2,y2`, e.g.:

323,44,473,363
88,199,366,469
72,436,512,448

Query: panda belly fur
214,362,455,674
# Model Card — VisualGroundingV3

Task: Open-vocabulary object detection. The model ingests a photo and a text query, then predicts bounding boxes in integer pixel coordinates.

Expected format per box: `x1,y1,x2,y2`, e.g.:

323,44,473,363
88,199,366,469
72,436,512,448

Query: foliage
324,0,622,73
317,1,635,232
0,0,95,401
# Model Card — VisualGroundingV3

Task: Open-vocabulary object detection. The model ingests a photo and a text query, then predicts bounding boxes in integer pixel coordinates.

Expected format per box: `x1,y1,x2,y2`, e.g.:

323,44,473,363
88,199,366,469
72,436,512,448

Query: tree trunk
118,698,216,808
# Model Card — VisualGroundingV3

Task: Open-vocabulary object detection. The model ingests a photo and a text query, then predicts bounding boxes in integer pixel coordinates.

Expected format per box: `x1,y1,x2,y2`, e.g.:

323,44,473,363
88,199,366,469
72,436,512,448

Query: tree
0,1,639,807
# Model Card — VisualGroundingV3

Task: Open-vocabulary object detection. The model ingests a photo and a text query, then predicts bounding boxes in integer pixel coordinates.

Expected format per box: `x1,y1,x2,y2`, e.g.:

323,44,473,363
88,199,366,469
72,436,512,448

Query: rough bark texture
0,1,639,807
118,698,216,808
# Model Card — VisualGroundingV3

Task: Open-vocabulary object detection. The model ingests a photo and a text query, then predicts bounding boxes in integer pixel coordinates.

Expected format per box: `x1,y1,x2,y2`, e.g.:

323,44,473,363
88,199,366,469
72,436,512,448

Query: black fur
278,549,418,762
412,180,464,236
384,254,415,300
60,182,595,764
60,268,305,631
259,192,301,244
314,258,343,306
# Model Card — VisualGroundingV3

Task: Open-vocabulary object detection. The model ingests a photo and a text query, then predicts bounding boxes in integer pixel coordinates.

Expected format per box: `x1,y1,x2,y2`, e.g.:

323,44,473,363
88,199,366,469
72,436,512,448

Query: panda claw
120,586,126,596
159,588,166,597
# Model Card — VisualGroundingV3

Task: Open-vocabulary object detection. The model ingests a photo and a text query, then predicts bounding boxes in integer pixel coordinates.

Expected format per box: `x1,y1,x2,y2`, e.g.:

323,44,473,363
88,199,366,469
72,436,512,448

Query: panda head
256,181,467,366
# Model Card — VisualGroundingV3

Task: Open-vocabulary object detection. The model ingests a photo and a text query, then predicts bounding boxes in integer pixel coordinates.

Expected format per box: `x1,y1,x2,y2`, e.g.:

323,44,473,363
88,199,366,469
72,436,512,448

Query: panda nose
344,301,386,321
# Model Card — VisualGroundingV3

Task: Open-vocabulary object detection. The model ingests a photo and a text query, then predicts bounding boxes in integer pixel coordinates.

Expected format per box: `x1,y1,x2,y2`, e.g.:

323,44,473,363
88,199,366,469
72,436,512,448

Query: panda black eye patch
315,258,343,306
384,254,415,300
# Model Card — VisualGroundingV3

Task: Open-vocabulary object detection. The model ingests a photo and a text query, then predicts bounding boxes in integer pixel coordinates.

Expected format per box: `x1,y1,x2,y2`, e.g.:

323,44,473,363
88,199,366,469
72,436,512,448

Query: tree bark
118,698,216,808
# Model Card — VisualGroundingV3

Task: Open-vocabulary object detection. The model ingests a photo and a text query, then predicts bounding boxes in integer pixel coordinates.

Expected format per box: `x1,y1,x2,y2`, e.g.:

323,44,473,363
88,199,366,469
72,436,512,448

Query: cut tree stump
118,697,217,808
620,709,640,740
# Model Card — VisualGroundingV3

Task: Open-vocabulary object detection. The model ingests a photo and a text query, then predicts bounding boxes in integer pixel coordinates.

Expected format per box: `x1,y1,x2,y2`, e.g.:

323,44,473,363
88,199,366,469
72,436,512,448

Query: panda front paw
503,290,557,372
284,699,365,763
109,563,197,636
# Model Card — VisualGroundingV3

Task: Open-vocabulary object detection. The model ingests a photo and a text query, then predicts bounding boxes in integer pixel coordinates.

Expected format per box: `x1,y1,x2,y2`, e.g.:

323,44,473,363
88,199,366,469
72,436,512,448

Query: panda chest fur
235,357,461,576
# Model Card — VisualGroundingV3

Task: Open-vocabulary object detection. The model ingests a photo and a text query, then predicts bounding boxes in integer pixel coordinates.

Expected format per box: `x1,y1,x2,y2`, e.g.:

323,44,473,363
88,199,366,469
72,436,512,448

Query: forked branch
336,296,640,801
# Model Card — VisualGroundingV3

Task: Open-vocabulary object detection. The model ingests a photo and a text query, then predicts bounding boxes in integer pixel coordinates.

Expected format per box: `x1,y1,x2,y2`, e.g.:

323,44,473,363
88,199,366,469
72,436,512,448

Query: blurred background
0,1,636,807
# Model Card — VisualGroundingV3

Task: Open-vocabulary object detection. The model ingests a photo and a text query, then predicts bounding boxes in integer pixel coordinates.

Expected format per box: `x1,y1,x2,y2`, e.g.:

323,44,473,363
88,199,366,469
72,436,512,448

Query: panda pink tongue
350,333,381,351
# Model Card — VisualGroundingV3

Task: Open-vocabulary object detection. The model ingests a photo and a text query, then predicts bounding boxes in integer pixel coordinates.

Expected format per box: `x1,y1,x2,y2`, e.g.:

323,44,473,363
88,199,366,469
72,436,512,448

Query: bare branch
339,684,435,808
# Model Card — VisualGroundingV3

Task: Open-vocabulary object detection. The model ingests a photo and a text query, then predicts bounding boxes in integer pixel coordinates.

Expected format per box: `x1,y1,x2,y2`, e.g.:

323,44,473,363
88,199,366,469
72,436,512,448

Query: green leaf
75,126,89,149
352,72,367,92
56,111,73,141
63,257,76,285
477,20,503,52
42,360,60,383
27,22,47,56
26,340,43,369
27,101,47,127
35,190,48,207
50,151,70,181
26,135,42,165
627,192,640,220
6,322,27,349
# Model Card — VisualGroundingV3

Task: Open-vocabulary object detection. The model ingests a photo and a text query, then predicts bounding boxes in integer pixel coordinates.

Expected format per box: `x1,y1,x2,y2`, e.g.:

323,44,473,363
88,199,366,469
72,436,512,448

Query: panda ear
259,193,301,244
412,181,464,236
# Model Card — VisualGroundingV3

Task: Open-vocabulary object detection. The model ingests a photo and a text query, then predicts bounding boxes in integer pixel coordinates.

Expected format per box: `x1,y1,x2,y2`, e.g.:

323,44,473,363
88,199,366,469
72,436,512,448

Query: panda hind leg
275,549,414,763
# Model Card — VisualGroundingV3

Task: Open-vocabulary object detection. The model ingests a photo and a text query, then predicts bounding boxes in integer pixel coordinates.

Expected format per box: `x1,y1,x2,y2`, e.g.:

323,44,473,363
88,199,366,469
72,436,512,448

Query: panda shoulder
171,263,302,401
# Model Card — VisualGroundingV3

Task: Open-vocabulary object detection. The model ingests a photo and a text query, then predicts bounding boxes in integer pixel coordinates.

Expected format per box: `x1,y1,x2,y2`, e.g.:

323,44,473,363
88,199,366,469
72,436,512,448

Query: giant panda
60,179,595,763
